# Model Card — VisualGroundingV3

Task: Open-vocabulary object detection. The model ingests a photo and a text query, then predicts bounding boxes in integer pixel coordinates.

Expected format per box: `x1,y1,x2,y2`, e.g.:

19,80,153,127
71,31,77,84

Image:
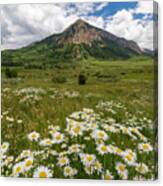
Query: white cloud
96,2,109,11
1,4,78,49
1,2,109,49
134,1,153,14
105,9,154,50
1,2,154,50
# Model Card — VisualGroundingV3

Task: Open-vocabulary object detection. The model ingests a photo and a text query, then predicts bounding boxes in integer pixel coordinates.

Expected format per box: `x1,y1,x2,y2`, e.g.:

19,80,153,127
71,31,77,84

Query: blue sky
87,1,155,21
1,1,156,50
90,2,137,17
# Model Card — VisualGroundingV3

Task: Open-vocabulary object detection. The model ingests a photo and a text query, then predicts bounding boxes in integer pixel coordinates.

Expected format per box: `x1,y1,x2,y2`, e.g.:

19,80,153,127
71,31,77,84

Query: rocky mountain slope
2,19,143,65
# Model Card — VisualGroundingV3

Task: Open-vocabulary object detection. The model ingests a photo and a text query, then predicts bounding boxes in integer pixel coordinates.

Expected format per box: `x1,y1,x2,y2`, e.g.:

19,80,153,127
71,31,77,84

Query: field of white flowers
1,86,157,180
1,59,157,180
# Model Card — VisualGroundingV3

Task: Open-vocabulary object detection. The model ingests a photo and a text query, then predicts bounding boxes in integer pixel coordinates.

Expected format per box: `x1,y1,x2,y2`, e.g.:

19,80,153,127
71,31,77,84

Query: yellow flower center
60,158,66,164
31,134,37,138
16,166,21,173
119,165,125,172
87,156,93,162
101,146,107,152
25,160,32,167
124,128,128,133
116,148,122,154
143,144,149,150
98,132,104,138
72,146,78,151
125,154,132,161
73,126,80,134
39,171,47,178
56,134,61,140
94,162,101,169
138,165,145,172
23,152,29,156
104,175,112,180
65,168,71,174
2,144,7,149
46,140,52,145
132,128,138,133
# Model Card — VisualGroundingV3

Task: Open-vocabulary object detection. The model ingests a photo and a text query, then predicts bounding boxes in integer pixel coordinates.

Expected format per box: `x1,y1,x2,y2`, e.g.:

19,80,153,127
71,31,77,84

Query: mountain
142,48,154,56
2,19,143,65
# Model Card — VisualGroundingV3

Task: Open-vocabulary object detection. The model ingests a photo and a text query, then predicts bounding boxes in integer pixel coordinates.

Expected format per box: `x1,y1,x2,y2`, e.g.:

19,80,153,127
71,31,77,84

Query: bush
52,75,67,84
78,74,87,85
5,68,18,78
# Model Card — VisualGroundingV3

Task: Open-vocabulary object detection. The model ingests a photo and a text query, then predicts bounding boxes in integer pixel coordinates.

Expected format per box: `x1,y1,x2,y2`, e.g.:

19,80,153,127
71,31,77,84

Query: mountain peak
62,19,101,45
69,19,90,31
2,19,143,63
40,19,142,56
74,19,87,25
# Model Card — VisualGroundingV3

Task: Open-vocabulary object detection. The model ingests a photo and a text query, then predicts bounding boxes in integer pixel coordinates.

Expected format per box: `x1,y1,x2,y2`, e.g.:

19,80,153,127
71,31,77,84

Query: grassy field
1,57,157,180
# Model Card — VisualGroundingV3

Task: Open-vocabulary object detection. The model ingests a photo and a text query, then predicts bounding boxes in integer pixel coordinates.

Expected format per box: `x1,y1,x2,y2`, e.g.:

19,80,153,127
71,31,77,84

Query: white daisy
24,157,33,171
138,143,153,152
131,127,139,134
6,116,14,122
93,160,102,173
123,150,137,166
63,166,77,177
57,156,69,167
135,163,149,174
121,127,132,136
13,162,24,177
70,124,84,137
68,144,81,153
39,138,54,146
3,156,14,166
102,170,114,180
28,131,40,142
84,166,94,175
17,119,23,124
91,129,108,141
120,170,128,180
113,146,124,156
80,153,96,167
33,166,52,178
139,134,148,142
116,162,126,175
97,144,109,155
1,142,9,154
20,150,32,158
52,132,64,144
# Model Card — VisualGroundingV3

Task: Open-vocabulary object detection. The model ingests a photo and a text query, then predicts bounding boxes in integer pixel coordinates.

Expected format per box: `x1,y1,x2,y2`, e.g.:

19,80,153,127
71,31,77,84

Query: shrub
5,68,18,78
78,74,87,85
52,75,67,84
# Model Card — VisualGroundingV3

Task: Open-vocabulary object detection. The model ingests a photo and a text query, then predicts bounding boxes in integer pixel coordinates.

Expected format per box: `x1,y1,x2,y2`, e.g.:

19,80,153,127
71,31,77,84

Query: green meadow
1,57,157,180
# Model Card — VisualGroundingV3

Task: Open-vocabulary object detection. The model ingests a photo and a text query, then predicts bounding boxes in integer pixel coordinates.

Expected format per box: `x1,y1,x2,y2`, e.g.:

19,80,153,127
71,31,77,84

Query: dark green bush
78,74,87,85
52,75,67,84
5,68,18,78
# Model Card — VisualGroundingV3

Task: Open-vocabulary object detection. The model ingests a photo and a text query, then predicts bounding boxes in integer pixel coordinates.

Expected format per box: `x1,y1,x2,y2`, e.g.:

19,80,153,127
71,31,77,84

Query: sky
1,1,157,50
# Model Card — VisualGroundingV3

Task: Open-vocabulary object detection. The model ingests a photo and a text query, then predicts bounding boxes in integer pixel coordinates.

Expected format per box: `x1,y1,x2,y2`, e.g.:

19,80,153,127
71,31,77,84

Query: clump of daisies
1,104,156,180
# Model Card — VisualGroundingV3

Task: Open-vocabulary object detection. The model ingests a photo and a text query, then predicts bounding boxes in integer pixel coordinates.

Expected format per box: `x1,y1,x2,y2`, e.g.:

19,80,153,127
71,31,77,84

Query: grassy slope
2,41,142,65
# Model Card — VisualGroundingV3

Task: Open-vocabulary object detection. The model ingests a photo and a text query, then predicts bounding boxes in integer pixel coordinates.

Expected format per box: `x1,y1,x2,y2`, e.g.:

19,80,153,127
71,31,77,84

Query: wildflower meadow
1,59,157,180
